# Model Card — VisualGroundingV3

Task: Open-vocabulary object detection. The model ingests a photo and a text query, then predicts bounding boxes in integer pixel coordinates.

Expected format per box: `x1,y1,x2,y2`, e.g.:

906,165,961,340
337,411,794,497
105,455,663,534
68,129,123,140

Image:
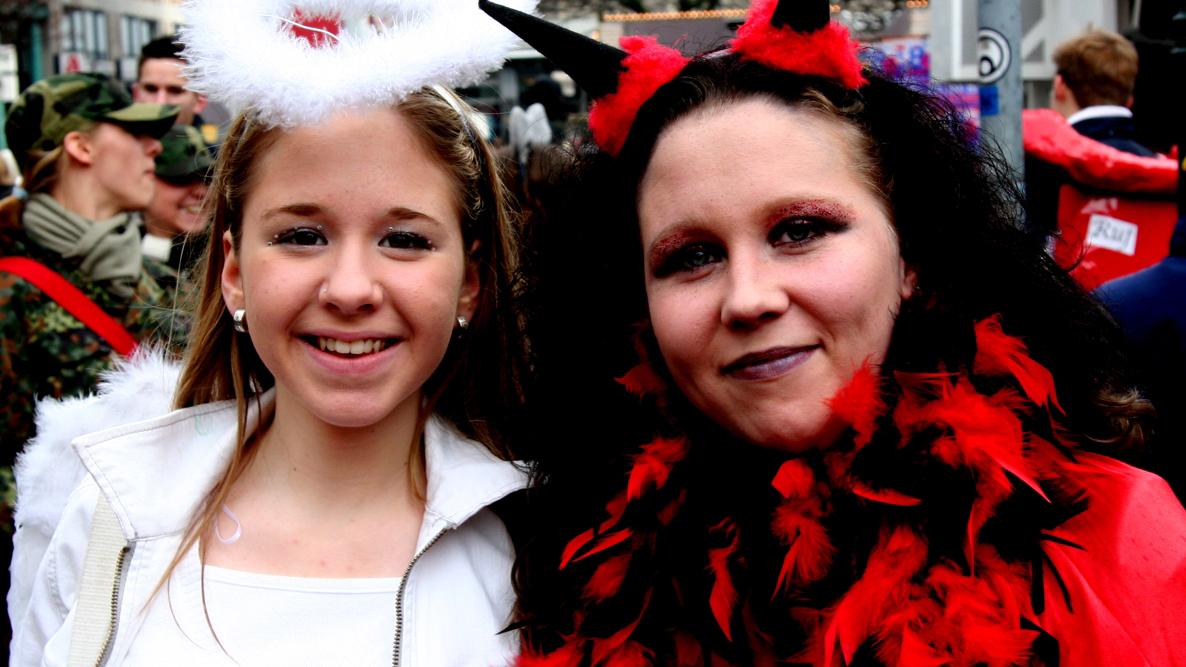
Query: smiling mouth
304,336,399,357
721,346,817,381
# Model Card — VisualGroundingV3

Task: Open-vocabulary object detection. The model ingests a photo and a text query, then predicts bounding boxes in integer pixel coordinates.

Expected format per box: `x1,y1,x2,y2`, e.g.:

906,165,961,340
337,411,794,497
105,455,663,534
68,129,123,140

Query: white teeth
317,337,388,356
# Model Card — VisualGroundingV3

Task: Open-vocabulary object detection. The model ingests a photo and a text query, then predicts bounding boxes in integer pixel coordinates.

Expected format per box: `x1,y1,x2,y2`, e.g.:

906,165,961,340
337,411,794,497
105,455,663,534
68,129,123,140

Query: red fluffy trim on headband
589,35,690,156
731,0,867,89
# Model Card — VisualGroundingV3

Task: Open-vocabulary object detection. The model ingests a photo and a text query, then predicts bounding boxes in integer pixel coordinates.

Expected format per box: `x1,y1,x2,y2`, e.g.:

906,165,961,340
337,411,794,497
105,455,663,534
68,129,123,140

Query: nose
318,247,383,315
720,252,789,330
143,137,162,158
150,90,168,104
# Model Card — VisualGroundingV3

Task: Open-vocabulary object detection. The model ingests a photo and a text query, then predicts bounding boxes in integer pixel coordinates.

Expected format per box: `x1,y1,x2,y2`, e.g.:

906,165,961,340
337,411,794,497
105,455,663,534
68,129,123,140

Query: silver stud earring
232,308,248,333
456,315,469,331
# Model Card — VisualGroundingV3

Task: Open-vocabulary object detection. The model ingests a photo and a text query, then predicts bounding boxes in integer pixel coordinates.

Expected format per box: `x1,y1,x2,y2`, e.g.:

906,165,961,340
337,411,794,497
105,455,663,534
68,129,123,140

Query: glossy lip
721,345,817,381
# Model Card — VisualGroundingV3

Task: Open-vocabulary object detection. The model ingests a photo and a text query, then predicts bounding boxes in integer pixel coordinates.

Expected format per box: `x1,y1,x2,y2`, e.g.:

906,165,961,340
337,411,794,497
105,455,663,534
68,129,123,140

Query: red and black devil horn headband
480,0,865,156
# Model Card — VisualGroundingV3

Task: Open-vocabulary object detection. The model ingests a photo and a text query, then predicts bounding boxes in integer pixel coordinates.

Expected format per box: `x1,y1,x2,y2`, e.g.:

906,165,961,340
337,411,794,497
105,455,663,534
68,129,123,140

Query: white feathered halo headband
180,0,538,128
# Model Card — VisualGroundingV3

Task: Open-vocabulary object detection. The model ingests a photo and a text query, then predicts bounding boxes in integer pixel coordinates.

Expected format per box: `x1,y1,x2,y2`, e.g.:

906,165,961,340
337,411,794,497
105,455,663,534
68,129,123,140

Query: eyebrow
647,225,703,268
384,206,442,226
261,203,442,226
261,203,324,220
766,199,857,225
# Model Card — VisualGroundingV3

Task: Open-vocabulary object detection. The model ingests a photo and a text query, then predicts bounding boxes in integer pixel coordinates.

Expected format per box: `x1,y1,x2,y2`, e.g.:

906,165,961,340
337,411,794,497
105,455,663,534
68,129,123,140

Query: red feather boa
524,316,1088,665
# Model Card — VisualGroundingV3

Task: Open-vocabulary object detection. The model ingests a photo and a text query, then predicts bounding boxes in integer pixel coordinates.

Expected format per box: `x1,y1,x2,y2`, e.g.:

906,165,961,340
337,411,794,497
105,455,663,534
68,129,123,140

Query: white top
10,361,530,667
1066,105,1132,126
122,547,402,666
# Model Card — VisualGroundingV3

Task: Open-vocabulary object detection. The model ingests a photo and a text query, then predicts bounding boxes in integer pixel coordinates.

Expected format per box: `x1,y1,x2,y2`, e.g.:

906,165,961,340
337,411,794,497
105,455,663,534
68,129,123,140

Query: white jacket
9,356,528,666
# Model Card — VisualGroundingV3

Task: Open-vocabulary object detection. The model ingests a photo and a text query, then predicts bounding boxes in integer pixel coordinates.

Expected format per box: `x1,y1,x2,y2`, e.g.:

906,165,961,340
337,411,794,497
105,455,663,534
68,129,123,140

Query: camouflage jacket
0,196,189,516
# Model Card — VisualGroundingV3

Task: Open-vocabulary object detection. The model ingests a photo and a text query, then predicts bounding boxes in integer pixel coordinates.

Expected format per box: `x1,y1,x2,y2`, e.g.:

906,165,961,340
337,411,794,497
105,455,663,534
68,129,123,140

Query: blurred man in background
134,35,207,129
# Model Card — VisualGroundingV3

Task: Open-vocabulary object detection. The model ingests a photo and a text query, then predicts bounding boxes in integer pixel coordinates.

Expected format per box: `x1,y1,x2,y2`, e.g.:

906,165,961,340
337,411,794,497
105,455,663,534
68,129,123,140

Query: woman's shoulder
13,352,239,539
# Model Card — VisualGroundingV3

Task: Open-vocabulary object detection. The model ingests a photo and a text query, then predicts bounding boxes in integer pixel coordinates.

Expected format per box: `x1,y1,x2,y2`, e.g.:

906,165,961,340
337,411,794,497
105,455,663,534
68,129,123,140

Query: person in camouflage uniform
141,124,213,274
0,74,186,525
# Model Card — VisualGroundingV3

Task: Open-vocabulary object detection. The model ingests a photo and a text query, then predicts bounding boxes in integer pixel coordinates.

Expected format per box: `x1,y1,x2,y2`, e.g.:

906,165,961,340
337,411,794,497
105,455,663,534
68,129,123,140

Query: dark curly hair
510,53,1151,664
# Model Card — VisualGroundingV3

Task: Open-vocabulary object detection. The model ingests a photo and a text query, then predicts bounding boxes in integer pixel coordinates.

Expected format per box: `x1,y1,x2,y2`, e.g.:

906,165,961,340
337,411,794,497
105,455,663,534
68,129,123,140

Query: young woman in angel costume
8,0,536,664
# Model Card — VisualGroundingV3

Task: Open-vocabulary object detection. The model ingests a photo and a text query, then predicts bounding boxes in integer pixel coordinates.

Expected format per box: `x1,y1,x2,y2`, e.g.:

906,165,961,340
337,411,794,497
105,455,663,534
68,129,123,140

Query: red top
1039,452,1186,666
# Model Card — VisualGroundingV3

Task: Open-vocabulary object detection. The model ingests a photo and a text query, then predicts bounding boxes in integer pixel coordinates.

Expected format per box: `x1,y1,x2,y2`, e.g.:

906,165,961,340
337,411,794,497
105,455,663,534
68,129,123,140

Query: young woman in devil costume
482,0,1186,665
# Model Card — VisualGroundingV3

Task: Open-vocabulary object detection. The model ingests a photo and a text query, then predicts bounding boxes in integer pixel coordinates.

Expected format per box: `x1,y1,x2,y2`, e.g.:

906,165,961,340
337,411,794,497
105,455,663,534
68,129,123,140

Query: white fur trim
13,349,180,533
179,0,539,128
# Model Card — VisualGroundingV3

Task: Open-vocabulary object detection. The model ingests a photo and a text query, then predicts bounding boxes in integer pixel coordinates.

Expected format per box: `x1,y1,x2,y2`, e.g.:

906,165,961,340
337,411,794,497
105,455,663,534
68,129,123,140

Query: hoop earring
232,308,248,333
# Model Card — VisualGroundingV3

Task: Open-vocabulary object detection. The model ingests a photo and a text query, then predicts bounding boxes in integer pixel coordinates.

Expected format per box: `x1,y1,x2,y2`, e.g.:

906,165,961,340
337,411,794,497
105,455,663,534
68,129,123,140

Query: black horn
770,0,832,32
479,0,628,100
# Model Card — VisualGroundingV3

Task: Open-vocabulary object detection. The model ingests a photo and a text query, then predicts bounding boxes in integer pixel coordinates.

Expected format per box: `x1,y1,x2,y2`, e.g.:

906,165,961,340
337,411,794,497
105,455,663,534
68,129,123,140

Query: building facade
2,0,181,92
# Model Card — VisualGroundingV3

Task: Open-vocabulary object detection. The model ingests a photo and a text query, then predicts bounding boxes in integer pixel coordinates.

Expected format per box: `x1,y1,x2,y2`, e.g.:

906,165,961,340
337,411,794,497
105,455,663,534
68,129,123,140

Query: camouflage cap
155,125,214,184
4,73,179,167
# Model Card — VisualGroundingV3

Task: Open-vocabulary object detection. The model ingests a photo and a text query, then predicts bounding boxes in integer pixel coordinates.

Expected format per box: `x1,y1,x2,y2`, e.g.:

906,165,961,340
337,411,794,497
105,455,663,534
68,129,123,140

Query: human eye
142,83,159,93
273,226,326,246
653,242,723,278
167,86,186,96
379,229,434,251
769,217,843,248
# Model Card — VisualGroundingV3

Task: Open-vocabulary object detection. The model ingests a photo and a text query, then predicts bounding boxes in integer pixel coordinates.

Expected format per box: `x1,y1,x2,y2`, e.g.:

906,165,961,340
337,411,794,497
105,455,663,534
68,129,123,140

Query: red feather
657,489,688,527
673,633,702,667
826,360,885,449
616,362,666,398
560,492,629,568
589,36,689,155
707,520,741,642
771,500,835,593
823,525,927,665
591,591,653,664
974,315,1063,413
516,641,584,667
601,642,654,667
850,480,922,507
572,529,632,564
771,459,816,499
895,378,1050,566
893,628,949,667
896,381,1051,498
583,551,632,602
914,552,1038,667
627,437,689,500
731,0,867,89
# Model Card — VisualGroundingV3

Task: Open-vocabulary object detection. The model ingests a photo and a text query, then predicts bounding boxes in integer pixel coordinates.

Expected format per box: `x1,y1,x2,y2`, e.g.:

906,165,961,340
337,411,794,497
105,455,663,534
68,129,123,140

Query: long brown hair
160,88,527,597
